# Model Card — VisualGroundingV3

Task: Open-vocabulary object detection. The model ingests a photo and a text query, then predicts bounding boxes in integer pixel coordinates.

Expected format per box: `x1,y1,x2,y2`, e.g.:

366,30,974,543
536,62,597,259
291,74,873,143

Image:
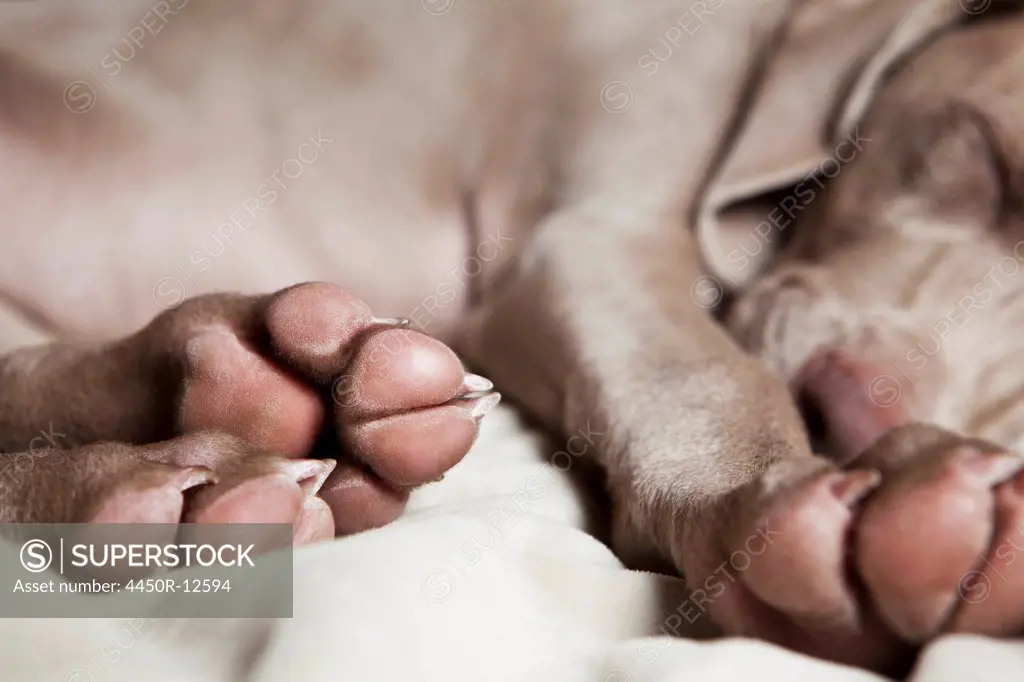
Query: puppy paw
156,282,498,535
0,432,334,547
691,424,1024,675
1,283,497,539
0,432,323,532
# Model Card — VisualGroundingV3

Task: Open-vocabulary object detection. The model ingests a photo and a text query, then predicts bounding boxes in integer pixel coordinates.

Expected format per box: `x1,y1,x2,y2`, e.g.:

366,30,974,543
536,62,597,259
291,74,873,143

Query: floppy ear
893,101,1008,231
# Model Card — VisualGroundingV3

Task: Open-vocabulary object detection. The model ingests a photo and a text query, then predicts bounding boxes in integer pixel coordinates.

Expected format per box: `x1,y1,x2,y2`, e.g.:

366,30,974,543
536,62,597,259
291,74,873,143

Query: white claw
461,373,494,394
469,392,502,421
370,317,411,328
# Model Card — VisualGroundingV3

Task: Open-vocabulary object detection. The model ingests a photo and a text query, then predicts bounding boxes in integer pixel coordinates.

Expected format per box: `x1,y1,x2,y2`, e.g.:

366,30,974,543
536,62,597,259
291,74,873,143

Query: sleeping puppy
0,0,1022,675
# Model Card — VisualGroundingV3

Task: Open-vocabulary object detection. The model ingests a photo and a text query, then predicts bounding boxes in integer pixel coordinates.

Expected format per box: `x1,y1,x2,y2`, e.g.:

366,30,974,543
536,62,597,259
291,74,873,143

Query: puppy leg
457,202,821,576
451,4,1023,672
0,283,496,537
457,199,1024,676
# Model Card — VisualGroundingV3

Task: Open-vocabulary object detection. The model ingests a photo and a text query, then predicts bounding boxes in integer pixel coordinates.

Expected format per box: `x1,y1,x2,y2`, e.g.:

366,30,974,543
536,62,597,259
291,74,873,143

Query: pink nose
795,350,910,460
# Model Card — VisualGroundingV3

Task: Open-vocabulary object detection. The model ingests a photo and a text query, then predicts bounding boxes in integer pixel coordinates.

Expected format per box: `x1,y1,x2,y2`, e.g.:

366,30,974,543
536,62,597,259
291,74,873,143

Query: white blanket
2,404,1023,682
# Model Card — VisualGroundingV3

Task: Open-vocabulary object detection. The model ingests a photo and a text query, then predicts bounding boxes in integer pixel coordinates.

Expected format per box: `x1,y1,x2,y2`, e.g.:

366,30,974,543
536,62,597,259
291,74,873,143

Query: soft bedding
1,404,1023,681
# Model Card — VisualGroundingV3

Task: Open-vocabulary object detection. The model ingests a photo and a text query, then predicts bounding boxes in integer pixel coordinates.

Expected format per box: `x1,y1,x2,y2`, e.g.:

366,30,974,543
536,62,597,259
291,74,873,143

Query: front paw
684,424,1024,675
1,282,500,539
0,432,335,542
148,282,501,535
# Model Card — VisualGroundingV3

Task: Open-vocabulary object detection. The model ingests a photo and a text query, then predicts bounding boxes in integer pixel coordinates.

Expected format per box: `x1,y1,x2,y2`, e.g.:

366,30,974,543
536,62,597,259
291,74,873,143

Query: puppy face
727,103,1024,458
